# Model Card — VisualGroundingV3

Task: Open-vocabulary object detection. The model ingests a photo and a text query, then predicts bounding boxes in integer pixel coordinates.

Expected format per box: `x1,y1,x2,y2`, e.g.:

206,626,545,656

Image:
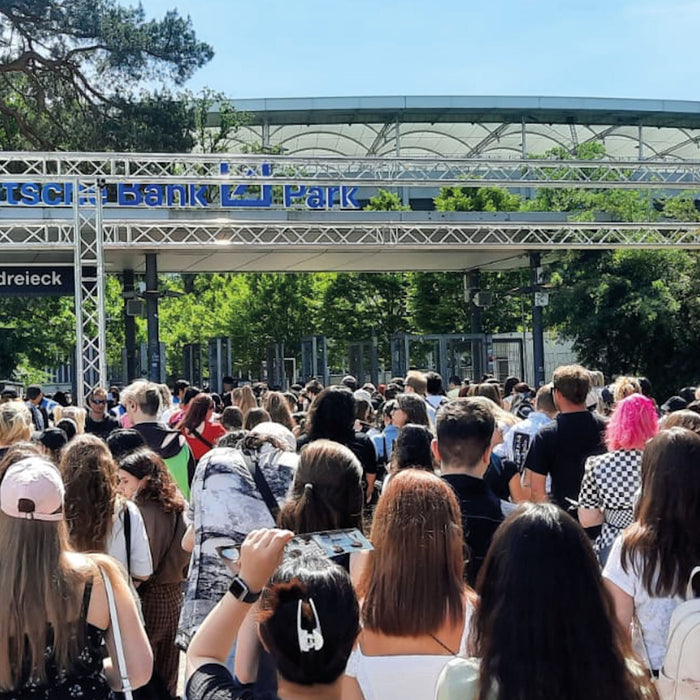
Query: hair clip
297,598,324,653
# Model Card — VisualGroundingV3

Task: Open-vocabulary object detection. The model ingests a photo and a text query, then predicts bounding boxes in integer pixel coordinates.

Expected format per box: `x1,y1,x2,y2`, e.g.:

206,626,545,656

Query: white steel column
72,178,107,405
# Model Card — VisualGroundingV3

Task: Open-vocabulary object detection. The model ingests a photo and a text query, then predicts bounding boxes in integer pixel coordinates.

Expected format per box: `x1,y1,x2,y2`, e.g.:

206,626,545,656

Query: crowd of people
0,365,698,700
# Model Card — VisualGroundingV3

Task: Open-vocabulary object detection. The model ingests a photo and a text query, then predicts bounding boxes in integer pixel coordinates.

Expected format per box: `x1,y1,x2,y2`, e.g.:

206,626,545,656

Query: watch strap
228,575,261,603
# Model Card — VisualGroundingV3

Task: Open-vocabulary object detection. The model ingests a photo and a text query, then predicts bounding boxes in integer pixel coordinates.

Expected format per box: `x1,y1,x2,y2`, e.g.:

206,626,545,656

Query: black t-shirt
483,454,518,502
524,410,606,514
442,473,504,586
85,414,120,440
187,663,279,700
297,432,377,476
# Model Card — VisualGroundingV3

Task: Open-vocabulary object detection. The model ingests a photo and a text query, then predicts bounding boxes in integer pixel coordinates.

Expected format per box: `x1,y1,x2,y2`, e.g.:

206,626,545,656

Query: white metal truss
4,219,699,250
2,152,700,188
100,220,700,248
71,179,107,402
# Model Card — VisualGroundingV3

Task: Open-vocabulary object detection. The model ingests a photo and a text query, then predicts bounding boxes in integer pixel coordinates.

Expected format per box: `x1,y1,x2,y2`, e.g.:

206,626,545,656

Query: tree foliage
435,185,521,212
0,0,213,150
547,249,700,397
364,189,410,211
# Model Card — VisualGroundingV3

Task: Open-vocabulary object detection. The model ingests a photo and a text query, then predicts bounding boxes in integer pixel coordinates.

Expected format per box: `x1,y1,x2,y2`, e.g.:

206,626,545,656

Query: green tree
186,87,250,154
409,184,527,336
318,272,410,370
0,1,217,382
364,189,410,211
0,0,213,150
0,296,75,380
547,249,700,397
435,185,521,212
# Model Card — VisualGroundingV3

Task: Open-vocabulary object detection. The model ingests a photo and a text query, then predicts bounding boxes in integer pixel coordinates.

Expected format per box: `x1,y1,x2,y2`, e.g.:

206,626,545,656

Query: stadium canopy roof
217,95,700,160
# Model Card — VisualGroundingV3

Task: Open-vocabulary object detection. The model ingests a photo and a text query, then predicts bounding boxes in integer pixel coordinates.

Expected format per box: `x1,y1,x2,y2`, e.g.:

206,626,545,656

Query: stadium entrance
2,151,700,403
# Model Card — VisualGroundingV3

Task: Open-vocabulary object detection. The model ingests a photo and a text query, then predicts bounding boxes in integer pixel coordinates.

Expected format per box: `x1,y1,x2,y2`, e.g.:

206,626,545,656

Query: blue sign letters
0,163,360,210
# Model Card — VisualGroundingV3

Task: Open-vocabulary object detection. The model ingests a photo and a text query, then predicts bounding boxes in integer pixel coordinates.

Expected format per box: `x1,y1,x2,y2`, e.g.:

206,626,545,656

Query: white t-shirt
107,500,154,580
603,536,682,670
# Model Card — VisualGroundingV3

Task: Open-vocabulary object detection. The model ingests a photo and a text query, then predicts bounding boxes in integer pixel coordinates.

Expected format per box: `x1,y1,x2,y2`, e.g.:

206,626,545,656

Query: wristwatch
228,575,261,603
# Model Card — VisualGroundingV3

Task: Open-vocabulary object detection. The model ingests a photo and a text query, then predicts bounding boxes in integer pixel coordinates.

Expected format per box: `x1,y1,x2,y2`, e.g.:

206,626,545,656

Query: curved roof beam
276,130,371,152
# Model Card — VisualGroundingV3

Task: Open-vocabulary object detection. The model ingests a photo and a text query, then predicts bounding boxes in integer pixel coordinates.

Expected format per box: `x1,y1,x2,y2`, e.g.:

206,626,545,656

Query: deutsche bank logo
220,163,360,210
0,163,360,210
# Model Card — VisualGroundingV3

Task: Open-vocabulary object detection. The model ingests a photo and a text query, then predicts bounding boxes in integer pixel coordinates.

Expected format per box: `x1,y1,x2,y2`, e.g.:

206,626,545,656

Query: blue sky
141,0,700,101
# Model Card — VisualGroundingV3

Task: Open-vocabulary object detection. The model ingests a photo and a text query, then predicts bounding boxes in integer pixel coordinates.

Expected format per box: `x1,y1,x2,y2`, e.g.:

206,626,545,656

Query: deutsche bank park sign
0,163,360,211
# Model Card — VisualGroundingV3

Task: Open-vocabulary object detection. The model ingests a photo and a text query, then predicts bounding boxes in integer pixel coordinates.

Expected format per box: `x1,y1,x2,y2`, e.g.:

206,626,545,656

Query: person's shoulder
584,450,610,472
535,419,558,440
63,550,98,577
593,412,608,429
123,498,147,523
199,446,247,474
136,498,162,519
208,421,227,436
352,432,373,447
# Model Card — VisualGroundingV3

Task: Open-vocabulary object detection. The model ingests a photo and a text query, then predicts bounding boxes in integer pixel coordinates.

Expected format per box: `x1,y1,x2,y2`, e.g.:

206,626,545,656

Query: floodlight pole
530,253,546,387
123,269,138,382
145,254,161,383
469,269,482,334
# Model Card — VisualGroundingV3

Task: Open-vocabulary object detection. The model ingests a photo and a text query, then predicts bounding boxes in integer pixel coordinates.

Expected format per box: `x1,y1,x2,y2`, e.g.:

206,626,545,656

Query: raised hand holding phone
236,528,295,593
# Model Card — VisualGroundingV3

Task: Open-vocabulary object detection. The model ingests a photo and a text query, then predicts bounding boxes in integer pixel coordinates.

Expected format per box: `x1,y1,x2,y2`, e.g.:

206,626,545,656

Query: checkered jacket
578,448,642,553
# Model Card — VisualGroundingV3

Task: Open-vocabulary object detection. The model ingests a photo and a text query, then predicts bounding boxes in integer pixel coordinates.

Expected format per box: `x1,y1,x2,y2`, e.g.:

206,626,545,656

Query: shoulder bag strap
122,503,131,576
100,567,134,699
241,451,280,522
190,426,214,449
687,565,700,599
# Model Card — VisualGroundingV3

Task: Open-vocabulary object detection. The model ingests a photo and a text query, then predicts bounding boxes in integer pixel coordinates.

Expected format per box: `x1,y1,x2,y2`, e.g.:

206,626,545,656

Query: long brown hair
278,439,363,533
0,510,88,689
263,391,295,432
621,427,700,597
118,449,185,514
179,393,214,433
358,470,466,636
60,434,119,552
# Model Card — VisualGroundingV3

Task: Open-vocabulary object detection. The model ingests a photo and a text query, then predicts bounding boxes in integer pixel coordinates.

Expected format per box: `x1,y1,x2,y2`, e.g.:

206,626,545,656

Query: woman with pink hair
578,393,658,564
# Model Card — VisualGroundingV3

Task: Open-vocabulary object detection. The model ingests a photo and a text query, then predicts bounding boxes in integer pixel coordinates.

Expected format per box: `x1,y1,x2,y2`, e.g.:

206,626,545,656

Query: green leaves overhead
0,0,213,150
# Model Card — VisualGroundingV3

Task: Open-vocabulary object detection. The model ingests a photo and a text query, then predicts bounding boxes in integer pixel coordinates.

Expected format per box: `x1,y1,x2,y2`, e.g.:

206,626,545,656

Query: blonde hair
53,406,86,434
0,511,87,688
157,383,172,415
588,370,605,389
232,385,257,419
0,401,32,447
612,376,641,403
469,395,519,428
121,380,161,417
